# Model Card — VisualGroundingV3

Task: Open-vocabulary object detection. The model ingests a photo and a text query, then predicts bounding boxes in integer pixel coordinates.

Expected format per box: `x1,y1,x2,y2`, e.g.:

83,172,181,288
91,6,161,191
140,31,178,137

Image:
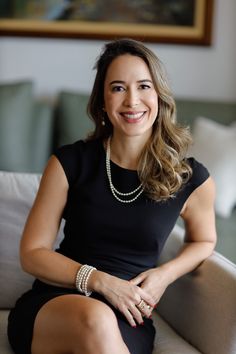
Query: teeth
122,112,144,119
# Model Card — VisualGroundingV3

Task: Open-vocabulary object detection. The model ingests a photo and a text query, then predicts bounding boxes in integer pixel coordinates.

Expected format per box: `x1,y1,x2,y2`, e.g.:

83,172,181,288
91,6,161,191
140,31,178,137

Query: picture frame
0,0,214,45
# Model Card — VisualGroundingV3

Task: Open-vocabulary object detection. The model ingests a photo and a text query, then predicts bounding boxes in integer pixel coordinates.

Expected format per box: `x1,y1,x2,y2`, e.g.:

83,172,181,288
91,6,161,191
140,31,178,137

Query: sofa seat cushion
152,313,201,354
0,311,13,354
0,310,200,354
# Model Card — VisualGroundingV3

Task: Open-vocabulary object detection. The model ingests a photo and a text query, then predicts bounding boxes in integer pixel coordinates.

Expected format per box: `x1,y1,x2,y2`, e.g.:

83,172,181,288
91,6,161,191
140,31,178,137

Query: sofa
0,170,236,354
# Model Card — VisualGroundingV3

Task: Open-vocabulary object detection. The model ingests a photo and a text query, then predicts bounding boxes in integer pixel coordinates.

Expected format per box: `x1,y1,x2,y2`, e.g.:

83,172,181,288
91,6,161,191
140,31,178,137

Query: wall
0,0,235,101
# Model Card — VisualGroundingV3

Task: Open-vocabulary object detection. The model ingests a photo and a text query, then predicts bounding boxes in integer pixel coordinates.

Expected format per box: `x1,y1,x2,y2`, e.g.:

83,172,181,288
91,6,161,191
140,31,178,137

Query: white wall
0,0,235,101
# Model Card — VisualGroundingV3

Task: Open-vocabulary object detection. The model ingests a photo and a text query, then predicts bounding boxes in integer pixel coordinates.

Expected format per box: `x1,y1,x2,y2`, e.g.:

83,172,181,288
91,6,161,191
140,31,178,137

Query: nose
124,88,140,108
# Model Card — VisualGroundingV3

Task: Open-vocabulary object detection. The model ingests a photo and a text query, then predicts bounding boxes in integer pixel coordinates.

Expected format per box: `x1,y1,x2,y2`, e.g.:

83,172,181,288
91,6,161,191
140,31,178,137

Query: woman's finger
122,307,138,328
137,287,156,308
136,299,153,318
130,273,145,286
128,303,144,325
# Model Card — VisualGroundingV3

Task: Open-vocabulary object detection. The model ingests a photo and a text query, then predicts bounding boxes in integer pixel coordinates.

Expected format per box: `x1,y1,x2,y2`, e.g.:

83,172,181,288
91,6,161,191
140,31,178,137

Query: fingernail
149,314,152,319
141,322,144,325
132,324,137,328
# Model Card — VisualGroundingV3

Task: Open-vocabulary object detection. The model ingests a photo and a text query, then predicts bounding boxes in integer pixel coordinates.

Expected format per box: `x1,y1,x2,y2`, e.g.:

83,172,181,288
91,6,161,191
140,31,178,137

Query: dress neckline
100,139,137,174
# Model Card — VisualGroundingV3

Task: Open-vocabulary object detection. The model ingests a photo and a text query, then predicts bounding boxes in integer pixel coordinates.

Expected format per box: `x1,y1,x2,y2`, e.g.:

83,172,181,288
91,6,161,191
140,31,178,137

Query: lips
120,111,146,122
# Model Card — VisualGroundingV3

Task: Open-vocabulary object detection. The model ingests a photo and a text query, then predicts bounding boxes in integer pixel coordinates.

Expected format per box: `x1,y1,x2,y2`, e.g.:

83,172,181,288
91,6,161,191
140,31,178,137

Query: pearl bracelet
75,264,96,296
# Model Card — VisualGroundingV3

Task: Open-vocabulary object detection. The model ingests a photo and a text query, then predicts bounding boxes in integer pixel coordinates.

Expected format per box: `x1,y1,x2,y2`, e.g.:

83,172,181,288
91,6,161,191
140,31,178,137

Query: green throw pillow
55,91,94,147
0,81,34,172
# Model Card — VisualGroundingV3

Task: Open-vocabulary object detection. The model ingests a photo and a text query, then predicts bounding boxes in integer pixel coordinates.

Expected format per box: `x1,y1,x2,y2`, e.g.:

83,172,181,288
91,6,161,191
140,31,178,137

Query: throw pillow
0,81,34,172
55,91,94,147
0,171,64,308
189,117,236,218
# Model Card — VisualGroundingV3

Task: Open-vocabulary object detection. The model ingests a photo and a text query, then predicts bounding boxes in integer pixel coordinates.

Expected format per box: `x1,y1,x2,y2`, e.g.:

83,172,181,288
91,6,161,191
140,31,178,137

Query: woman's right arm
20,155,81,288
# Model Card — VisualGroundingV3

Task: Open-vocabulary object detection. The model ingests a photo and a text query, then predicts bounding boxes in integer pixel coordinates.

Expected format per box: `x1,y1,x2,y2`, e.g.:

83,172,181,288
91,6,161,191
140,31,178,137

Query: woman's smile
120,111,146,123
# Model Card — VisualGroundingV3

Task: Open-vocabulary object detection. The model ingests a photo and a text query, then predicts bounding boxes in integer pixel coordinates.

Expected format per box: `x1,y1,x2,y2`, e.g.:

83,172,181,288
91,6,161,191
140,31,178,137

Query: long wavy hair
87,38,192,201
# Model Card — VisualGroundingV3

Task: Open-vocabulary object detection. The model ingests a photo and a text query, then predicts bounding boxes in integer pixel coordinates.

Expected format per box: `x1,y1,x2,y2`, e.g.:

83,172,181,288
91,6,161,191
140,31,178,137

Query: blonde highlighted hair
87,38,192,201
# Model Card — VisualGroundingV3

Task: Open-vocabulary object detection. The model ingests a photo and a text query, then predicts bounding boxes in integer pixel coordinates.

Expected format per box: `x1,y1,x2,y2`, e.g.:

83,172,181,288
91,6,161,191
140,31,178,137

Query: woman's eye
140,84,151,90
111,86,125,92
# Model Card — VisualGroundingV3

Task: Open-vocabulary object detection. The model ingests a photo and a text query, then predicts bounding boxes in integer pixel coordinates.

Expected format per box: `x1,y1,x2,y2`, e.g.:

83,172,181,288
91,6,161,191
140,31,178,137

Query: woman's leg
31,294,130,354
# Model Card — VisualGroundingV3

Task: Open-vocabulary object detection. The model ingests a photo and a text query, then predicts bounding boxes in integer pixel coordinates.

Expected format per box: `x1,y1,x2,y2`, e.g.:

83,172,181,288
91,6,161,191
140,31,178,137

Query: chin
121,129,152,139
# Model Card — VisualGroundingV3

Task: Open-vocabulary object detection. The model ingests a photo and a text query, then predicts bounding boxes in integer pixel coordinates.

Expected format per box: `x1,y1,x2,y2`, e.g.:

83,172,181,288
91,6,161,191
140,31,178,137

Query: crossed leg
31,294,130,354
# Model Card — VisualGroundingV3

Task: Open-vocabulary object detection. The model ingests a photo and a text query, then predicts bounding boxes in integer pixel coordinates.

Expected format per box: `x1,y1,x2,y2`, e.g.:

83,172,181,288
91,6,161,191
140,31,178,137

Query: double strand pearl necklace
106,137,144,203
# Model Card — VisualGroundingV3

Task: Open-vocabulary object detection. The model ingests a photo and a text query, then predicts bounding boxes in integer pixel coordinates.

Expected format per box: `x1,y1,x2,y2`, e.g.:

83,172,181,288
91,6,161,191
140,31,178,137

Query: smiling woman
88,39,193,201
7,38,216,354
103,54,158,143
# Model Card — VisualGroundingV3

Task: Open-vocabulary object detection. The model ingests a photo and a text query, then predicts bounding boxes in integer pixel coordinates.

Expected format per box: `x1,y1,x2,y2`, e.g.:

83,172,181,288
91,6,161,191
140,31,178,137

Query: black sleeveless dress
8,139,209,354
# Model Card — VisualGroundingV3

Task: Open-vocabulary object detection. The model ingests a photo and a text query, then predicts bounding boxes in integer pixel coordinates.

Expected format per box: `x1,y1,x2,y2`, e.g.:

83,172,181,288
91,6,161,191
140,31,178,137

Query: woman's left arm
131,176,217,305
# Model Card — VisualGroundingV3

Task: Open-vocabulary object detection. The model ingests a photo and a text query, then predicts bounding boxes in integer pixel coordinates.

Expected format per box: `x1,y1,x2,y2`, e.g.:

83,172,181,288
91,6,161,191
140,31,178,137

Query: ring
136,299,146,311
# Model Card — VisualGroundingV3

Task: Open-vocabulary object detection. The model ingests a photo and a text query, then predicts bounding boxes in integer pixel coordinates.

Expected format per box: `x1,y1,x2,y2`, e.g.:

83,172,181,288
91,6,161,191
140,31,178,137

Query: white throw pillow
189,117,236,218
0,171,64,308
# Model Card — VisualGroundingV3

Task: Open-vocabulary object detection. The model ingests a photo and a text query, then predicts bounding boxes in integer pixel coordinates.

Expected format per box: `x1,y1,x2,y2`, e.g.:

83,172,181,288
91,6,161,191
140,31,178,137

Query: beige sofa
0,171,236,354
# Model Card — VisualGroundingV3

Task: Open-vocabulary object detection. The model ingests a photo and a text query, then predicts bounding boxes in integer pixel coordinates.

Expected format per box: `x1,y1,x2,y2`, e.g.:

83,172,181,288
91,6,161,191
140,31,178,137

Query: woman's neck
108,135,148,170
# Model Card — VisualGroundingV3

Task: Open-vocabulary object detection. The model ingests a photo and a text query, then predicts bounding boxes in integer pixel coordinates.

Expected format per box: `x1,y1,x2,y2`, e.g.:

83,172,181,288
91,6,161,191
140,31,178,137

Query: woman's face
103,54,158,140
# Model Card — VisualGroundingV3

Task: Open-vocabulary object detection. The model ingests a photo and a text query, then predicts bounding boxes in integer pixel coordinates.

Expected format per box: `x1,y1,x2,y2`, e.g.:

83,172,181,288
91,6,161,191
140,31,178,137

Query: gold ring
137,299,146,311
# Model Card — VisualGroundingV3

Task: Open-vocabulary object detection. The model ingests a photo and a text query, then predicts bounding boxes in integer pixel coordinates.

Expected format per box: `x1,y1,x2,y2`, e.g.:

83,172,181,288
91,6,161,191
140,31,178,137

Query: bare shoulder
38,155,69,198
180,176,217,244
30,154,69,224
188,176,215,207
20,155,69,252
181,176,215,216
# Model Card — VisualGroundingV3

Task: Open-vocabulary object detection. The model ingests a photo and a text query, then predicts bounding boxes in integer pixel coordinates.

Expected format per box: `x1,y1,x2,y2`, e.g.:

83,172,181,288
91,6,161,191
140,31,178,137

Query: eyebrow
109,79,153,86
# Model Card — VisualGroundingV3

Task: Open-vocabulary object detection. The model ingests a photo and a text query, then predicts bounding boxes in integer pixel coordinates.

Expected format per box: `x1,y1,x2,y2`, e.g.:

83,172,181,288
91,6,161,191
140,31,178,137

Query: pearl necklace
106,137,144,203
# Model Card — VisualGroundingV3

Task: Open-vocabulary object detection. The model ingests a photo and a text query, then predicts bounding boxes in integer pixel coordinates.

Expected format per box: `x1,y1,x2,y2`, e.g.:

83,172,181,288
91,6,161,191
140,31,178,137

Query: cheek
104,94,119,112
104,91,112,106
148,96,158,114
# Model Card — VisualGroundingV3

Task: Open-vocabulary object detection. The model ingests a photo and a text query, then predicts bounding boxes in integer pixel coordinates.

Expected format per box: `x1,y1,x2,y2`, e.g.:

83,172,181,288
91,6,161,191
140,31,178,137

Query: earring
102,108,106,126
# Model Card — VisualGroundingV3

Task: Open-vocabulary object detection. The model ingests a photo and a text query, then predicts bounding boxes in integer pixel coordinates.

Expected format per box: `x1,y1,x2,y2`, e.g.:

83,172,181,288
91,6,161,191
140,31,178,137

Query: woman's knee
80,300,118,335
75,301,126,353
32,295,121,353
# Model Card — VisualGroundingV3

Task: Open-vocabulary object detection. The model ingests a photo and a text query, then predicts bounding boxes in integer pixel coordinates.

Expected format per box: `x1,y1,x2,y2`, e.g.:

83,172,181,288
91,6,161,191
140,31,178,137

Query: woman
8,38,217,354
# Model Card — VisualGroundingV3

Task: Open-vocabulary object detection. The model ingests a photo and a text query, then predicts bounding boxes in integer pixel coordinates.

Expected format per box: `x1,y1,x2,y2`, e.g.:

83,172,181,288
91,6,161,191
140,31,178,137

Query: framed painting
0,0,214,45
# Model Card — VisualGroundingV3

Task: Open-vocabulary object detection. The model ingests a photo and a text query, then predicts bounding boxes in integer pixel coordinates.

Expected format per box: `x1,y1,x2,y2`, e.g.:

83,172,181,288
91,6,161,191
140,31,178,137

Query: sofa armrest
157,225,236,354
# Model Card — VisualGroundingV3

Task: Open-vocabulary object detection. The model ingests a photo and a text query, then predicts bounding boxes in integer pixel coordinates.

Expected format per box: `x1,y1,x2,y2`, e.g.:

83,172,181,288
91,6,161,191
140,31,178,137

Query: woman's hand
130,267,171,307
89,271,155,327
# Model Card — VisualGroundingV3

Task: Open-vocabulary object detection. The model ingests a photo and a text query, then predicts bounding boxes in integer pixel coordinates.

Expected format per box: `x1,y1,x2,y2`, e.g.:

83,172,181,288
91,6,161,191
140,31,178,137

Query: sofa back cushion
55,91,94,147
31,101,54,173
0,171,41,308
175,99,236,128
0,171,64,308
0,81,54,173
0,81,35,172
